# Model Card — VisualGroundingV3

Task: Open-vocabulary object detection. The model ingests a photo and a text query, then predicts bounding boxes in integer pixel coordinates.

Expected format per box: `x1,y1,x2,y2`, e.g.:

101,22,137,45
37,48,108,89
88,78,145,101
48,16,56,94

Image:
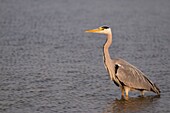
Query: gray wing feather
113,59,154,91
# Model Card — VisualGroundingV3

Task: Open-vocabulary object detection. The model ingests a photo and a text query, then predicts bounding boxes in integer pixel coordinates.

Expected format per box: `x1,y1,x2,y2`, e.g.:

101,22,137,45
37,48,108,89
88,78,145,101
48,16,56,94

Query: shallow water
0,0,170,113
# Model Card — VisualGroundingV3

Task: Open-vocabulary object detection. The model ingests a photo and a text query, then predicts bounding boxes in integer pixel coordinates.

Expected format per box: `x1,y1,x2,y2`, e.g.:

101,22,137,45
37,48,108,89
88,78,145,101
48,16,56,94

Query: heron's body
85,26,160,97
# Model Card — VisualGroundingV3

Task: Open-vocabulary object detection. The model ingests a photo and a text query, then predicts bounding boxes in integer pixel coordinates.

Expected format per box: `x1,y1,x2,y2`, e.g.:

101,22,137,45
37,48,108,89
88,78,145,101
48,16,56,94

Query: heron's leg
140,91,144,96
124,86,130,97
120,87,124,97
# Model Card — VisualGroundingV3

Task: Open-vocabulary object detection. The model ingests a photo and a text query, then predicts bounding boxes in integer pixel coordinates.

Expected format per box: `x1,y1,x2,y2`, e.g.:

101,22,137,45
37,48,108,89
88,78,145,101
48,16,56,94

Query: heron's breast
103,59,115,80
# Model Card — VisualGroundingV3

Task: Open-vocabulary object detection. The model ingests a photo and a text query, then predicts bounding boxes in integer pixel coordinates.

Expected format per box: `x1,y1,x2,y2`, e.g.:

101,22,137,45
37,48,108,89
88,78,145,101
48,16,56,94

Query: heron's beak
85,28,101,33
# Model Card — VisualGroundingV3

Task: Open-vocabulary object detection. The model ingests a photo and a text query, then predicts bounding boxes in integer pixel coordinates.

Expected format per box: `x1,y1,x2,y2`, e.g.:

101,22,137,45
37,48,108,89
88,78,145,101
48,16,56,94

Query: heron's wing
114,60,154,91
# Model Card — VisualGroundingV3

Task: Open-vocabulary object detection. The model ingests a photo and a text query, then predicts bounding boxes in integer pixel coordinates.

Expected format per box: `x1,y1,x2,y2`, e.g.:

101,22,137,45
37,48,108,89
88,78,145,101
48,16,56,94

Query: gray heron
85,26,160,97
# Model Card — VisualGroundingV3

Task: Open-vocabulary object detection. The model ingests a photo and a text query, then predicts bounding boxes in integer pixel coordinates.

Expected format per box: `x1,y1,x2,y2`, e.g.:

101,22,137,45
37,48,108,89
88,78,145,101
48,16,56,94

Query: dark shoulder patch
115,64,119,74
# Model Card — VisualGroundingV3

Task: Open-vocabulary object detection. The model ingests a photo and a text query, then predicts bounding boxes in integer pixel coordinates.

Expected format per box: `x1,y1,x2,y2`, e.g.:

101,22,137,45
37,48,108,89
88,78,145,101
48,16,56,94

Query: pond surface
0,0,170,113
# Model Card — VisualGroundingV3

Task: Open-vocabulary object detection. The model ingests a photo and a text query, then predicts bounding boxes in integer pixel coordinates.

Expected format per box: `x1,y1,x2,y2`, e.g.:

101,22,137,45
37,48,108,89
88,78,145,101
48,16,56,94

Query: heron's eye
99,27,105,30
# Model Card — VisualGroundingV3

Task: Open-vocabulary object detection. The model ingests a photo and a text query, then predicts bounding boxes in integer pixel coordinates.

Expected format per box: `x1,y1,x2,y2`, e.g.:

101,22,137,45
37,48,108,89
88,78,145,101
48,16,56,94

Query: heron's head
85,25,111,35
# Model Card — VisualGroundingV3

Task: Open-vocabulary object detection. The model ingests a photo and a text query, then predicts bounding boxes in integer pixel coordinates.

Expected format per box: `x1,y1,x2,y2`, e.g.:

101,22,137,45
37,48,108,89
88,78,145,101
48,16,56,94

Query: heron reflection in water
85,26,160,98
103,95,160,113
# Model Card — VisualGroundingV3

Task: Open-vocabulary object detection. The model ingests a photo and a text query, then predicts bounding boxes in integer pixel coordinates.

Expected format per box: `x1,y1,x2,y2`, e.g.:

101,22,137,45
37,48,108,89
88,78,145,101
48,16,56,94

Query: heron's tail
151,83,161,95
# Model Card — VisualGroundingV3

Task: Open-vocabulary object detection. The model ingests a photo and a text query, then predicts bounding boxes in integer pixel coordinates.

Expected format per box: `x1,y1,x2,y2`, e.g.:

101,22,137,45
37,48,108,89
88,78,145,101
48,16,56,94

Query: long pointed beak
85,28,101,33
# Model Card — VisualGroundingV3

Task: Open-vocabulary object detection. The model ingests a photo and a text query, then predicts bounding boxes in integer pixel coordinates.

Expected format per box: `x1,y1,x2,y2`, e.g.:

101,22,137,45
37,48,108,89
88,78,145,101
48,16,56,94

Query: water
0,0,170,113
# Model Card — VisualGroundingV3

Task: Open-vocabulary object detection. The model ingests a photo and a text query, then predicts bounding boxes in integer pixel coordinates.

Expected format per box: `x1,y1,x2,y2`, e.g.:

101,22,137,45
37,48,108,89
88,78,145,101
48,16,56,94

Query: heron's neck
103,33,115,81
103,33,112,61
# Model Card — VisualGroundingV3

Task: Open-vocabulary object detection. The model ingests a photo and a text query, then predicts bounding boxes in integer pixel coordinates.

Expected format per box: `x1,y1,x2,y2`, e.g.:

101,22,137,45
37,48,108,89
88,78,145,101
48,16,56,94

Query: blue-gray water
0,0,170,113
